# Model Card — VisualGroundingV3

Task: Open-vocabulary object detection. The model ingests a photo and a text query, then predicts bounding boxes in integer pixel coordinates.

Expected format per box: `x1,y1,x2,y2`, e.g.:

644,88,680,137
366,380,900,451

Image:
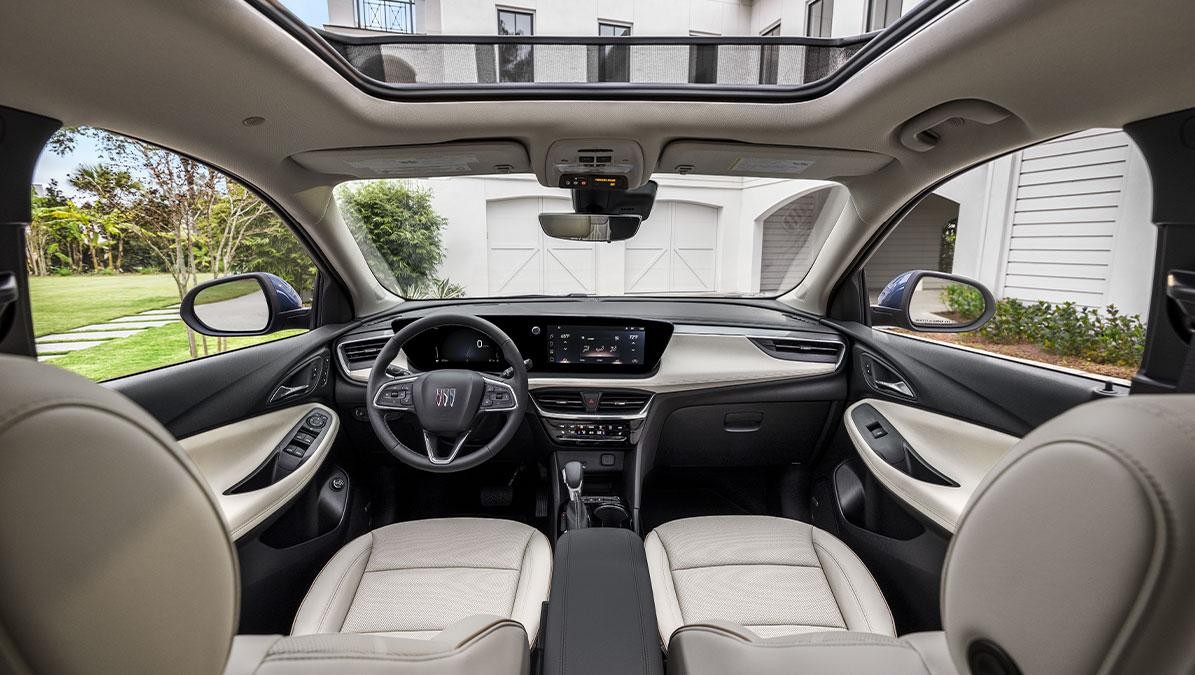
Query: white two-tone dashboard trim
336,324,843,394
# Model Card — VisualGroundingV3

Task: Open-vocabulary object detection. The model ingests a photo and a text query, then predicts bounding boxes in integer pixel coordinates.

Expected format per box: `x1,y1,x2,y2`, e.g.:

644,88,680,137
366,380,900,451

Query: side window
28,127,316,381
866,129,1151,380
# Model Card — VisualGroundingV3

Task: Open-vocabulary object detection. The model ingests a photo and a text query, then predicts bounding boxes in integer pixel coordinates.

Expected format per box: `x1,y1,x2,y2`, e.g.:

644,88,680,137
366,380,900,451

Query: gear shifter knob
561,461,590,530
562,461,584,494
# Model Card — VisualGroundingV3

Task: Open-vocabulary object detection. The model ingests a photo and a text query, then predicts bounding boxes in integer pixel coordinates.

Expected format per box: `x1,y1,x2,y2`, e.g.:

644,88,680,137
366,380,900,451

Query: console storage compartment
542,529,664,675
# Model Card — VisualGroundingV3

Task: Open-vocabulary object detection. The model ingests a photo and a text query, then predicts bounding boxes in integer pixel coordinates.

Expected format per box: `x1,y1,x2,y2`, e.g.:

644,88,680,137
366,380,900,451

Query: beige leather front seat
292,517,551,644
0,356,545,675
651,394,1195,675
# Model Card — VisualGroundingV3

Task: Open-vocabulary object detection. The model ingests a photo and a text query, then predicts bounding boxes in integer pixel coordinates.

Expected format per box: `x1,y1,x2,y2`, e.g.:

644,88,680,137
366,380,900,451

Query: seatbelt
1166,269,1195,392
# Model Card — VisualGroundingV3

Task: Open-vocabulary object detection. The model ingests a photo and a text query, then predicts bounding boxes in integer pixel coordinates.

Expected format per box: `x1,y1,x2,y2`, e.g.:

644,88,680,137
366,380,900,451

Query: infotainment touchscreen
546,325,646,366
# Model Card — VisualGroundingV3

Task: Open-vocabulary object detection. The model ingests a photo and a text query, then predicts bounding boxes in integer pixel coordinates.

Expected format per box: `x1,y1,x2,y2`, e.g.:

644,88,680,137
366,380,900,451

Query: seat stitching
673,625,913,650
625,534,652,673
813,540,869,632
670,562,824,572
316,537,373,632
362,564,522,573
510,531,535,618
742,623,848,629
654,534,686,636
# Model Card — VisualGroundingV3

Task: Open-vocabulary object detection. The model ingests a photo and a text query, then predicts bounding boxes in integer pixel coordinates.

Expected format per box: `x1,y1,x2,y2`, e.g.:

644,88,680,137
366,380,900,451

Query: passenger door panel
814,321,1125,632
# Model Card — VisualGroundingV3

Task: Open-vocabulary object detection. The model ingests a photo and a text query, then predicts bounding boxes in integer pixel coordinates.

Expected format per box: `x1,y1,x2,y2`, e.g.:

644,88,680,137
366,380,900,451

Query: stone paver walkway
36,304,181,357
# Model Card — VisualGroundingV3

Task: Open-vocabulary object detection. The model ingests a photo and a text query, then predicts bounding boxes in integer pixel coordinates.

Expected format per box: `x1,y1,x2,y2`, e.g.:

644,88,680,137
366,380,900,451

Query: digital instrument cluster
394,316,672,375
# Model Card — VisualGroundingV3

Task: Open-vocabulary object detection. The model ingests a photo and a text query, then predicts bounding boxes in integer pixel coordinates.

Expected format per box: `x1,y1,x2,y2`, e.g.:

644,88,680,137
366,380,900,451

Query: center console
541,528,665,675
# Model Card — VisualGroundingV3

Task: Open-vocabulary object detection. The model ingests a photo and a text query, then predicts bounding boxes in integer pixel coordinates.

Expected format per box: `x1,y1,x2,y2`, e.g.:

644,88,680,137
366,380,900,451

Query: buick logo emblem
434,387,457,408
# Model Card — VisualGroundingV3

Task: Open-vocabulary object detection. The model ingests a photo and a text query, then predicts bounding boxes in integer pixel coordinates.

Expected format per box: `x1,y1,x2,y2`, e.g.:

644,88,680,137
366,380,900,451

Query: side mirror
181,272,308,337
538,213,641,242
871,270,996,333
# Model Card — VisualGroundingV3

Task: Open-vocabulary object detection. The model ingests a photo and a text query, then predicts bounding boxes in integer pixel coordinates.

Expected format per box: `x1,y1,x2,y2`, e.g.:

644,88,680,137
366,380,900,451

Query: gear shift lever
562,461,590,530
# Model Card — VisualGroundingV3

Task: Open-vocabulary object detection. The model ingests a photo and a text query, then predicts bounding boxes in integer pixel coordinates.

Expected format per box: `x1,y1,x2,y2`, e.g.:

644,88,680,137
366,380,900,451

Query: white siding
1001,129,1130,307
865,194,958,292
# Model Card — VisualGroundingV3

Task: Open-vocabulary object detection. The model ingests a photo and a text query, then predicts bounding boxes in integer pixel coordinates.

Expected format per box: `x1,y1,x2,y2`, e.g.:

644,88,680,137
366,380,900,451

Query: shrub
940,283,985,321
977,298,1145,367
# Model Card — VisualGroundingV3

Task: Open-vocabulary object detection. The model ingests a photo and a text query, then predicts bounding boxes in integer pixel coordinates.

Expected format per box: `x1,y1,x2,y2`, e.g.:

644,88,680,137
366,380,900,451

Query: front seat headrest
0,356,237,674
943,394,1195,675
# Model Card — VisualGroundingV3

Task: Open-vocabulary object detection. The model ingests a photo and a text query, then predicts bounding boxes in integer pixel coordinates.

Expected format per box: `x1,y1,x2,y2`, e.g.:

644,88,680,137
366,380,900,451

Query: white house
325,0,1156,316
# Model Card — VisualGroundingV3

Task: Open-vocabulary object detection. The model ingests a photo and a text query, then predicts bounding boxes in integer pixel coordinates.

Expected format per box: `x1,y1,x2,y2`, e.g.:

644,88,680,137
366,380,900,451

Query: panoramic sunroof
252,0,954,102
324,33,871,89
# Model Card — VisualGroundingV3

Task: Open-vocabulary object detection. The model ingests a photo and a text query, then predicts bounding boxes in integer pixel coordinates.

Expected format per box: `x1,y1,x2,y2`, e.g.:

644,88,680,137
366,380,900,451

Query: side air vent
750,337,843,364
597,392,651,413
532,391,587,414
339,337,388,368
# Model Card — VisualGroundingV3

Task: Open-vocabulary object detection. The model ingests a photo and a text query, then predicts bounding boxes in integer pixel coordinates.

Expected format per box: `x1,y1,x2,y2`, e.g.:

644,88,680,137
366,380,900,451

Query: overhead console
394,316,674,376
543,138,647,189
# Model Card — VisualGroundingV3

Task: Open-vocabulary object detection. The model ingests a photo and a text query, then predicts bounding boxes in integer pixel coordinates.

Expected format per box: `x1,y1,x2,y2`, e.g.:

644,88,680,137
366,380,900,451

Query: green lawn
28,273,181,336
29,273,305,381
51,321,305,381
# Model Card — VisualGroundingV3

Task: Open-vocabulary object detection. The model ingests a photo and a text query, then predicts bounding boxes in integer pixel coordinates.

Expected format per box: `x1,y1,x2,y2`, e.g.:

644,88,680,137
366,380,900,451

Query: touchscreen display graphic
546,325,646,365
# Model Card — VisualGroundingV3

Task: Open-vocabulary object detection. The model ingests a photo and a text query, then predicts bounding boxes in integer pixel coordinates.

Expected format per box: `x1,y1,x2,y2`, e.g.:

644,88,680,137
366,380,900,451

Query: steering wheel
366,314,528,473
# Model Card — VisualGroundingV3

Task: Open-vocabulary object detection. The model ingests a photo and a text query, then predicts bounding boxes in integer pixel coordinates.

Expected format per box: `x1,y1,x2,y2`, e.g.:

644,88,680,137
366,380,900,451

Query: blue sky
33,0,327,197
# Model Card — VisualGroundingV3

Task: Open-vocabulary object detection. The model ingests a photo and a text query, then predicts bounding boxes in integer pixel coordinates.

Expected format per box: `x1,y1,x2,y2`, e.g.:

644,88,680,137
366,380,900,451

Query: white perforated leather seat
294,518,553,645
645,515,895,649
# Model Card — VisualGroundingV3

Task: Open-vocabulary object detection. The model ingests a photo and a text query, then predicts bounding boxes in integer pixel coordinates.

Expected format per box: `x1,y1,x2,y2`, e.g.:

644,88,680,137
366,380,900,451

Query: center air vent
750,337,843,364
339,337,388,368
597,392,651,413
532,391,587,414
533,390,652,416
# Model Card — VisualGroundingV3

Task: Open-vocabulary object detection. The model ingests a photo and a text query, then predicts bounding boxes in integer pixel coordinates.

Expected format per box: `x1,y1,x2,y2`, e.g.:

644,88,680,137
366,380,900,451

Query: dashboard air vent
597,392,651,413
750,337,842,364
340,337,388,367
532,391,587,414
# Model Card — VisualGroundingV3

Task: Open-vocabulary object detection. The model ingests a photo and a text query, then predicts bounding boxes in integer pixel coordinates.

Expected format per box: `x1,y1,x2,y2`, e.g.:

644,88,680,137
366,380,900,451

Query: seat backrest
0,355,237,675
942,394,1195,675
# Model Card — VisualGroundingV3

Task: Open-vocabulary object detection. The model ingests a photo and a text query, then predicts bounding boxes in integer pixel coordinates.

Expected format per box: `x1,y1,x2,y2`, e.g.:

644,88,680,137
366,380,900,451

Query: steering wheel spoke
373,374,419,412
423,430,472,465
479,375,519,414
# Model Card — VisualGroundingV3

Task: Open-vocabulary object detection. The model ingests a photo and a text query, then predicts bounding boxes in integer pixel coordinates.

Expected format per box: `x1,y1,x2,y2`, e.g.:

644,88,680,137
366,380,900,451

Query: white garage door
624,201,719,294
486,197,597,295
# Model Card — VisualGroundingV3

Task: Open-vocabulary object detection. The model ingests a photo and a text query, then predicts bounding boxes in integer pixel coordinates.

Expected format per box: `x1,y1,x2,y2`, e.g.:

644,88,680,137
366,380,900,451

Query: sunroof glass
323,34,872,88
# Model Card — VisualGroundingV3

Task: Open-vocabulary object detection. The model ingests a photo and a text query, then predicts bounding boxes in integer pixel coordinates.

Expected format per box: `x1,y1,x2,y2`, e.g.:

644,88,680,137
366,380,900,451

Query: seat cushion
293,518,552,646
644,515,895,648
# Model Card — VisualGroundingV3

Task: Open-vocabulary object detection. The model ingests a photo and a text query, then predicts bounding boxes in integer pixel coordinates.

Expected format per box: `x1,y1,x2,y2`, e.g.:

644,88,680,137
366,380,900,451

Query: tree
69,164,138,271
336,181,447,289
204,181,273,280
239,218,319,300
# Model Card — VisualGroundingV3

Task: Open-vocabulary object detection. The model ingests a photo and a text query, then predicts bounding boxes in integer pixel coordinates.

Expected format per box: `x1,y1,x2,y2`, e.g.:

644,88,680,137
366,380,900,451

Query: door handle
873,378,913,398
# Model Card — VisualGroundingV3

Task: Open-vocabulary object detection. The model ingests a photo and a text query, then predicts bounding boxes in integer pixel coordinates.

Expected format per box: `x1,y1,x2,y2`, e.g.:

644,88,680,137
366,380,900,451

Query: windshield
338,174,845,299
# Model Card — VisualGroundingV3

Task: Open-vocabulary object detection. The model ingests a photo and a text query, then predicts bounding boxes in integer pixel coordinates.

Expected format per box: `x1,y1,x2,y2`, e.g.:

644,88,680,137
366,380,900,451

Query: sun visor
291,141,532,178
657,141,891,180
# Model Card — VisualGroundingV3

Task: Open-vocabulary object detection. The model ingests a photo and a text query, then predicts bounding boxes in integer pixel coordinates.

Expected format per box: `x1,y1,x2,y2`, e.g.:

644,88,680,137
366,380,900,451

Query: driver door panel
106,326,359,633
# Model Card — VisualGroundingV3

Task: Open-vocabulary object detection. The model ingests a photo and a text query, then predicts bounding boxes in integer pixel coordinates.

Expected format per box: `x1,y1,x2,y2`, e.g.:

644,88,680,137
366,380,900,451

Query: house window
866,0,901,32
688,32,718,84
759,23,781,85
805,0,833,37
497,9,534,83
598,22,631,82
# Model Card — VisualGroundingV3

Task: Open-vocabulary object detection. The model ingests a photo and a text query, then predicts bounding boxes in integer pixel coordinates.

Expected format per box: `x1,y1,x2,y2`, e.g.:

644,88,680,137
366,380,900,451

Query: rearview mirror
871,270,996,333
181,272,309,337
539,213,641,242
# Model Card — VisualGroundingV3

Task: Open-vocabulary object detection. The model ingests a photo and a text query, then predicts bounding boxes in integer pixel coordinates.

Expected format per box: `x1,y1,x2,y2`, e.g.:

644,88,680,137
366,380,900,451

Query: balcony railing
356,0,415,34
